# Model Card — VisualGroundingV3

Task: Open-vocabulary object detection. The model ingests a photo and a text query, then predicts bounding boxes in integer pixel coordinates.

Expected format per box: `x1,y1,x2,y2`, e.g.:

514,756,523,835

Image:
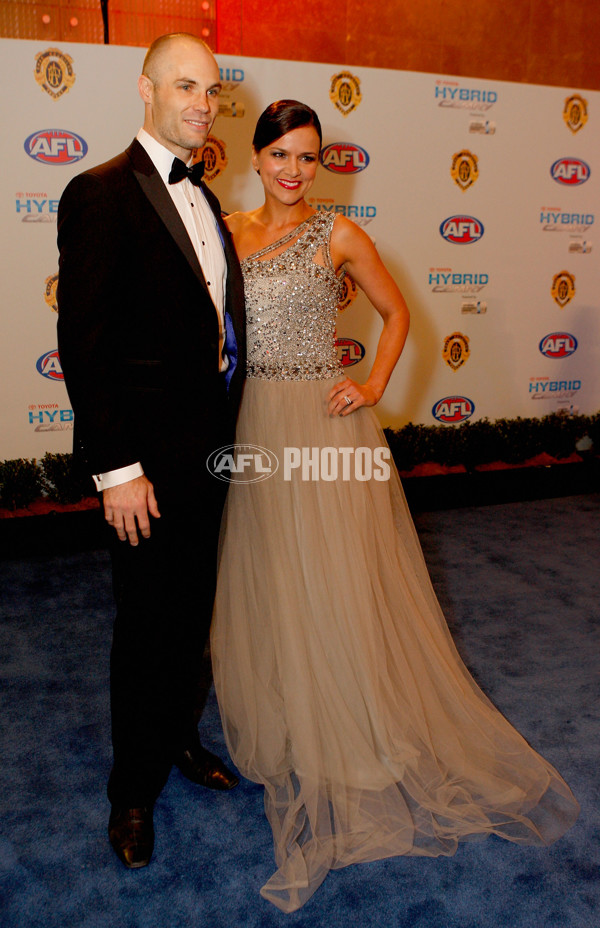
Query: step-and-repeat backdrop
1,38,598,460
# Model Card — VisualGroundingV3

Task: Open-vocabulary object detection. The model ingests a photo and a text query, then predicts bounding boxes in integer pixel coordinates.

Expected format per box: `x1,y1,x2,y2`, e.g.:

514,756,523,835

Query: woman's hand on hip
327,378,380,417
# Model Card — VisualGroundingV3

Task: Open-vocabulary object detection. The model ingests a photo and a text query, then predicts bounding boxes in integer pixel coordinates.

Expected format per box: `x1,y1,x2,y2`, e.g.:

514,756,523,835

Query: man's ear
138,74,153,104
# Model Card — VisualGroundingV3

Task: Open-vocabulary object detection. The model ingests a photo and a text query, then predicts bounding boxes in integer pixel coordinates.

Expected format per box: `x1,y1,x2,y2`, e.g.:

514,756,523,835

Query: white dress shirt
93,129,228,491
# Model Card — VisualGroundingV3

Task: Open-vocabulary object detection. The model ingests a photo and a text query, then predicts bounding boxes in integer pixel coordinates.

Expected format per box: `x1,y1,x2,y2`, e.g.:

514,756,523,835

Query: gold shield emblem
200,136,228,182
563,95,588,134
451,150,479,191
551,271,576,308
442,332,470,371
34,48,75,100
44,273,59,313
329,72,362,117
338,275,358,312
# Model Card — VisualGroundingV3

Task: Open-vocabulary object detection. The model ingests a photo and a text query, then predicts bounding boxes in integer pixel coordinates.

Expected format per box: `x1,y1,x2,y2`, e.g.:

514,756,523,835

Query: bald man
57,34,245,869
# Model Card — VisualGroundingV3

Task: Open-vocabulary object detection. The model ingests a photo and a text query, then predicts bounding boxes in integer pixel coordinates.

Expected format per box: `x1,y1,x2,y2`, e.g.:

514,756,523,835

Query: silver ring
343,395,352,406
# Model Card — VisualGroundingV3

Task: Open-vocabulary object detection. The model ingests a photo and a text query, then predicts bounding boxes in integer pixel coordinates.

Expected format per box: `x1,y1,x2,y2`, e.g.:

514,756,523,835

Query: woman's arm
328,215,410,417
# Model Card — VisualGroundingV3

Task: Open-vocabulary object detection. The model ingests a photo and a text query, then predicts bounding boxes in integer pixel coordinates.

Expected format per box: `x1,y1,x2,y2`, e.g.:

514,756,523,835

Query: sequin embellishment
242,212,344,381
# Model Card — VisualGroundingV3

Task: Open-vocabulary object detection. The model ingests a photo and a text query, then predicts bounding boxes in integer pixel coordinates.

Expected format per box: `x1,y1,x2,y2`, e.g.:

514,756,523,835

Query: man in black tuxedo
57,34,245,869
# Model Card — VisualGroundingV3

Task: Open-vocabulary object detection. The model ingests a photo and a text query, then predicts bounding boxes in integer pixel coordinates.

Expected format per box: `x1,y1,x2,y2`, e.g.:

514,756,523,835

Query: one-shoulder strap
245,212,320,261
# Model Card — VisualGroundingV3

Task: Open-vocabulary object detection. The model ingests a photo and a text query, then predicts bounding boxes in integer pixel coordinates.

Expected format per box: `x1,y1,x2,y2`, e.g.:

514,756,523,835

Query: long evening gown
210,212,579,913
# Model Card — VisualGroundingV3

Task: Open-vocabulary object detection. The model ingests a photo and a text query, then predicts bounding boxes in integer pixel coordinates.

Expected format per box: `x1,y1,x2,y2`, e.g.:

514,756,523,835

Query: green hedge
0,458,43,510
0,453,94,510
384,412,599,472
39,452,95,504
0,413,598,508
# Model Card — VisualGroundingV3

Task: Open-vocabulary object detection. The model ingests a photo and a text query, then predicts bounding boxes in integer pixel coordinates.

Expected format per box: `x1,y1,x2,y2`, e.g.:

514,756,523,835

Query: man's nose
192,91,211,111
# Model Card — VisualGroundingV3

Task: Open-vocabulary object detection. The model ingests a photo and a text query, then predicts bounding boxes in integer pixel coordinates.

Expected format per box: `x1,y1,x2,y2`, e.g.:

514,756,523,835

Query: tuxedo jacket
57,139,245,506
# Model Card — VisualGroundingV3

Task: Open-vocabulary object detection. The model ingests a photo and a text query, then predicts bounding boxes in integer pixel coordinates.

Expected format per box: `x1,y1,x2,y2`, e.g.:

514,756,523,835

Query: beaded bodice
241,212,344,381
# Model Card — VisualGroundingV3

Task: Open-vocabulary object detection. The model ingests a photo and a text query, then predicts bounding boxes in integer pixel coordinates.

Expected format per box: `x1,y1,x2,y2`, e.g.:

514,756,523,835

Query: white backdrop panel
1,38,598,461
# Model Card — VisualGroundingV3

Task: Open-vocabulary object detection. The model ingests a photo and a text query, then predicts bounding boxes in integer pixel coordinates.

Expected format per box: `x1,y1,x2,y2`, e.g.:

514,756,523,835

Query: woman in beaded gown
210,101,579,913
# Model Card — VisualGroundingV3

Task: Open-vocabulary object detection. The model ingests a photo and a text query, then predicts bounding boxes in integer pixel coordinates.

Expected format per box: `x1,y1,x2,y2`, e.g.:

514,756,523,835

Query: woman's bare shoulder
330,212,378,270
224,210,245,234
225,209,262,233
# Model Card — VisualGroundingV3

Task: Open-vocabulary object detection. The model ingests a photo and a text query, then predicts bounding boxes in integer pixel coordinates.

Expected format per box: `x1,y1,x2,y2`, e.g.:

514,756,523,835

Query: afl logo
440,216,484,244
336,337,365,366
24,129,88,165
539,332,578,358
550,158,590,186
206,443,279,484
36,349,64,380
432,396,475,423
320,143,369,174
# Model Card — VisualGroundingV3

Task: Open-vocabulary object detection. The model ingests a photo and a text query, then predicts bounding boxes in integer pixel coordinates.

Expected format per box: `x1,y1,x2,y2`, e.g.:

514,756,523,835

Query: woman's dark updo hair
252,100,322,153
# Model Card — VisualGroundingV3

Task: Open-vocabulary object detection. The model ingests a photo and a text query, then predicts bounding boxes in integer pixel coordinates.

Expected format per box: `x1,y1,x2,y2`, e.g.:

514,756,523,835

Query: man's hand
103,475,160,546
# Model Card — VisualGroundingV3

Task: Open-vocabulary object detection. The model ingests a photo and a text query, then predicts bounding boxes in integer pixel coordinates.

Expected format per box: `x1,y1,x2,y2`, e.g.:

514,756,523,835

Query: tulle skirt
211,377,579,913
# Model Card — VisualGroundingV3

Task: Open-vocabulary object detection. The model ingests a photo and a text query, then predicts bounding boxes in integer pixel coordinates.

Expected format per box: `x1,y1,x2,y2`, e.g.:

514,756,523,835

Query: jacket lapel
126,139,210,294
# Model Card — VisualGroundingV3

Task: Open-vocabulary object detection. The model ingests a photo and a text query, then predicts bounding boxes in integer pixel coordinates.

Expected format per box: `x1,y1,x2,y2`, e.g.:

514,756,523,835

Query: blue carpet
0,493,598,927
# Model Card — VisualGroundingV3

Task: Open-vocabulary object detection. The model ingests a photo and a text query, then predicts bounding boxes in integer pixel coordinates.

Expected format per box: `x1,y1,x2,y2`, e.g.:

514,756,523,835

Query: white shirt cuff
93,462,144,491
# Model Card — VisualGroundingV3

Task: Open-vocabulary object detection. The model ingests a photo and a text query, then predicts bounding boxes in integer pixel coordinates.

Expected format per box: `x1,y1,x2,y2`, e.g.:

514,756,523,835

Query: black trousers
106,488,226,808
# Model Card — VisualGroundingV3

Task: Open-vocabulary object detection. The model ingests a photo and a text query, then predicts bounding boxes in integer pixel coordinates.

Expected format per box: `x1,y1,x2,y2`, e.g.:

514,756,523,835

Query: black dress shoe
175,745,239,791
108,806,154,869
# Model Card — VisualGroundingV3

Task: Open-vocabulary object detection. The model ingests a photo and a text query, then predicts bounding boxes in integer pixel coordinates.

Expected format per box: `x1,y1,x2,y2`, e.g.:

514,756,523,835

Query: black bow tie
168,158,205,186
